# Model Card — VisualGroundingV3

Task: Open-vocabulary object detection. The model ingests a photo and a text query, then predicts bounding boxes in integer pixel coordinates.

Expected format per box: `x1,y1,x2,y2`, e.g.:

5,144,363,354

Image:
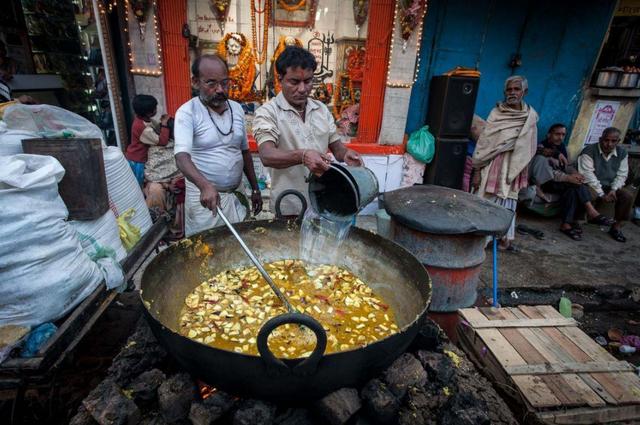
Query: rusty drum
384,185,513,312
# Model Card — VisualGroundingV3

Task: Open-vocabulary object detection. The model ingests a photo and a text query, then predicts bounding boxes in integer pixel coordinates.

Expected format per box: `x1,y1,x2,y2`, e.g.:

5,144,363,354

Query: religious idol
217,33,258,102
269,35,303,95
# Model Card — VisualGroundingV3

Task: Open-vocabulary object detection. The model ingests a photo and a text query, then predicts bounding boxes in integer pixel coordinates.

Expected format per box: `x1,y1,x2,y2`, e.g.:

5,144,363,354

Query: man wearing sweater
578,127,633,243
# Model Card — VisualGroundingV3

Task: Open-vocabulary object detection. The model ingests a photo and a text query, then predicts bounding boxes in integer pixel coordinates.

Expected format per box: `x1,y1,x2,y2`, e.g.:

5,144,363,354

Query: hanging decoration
386,0,427,88
269,36,304,95
398,0,425,51
274,0,318,28
123,0,163,76
209,0,232,33
250,0,271,65
277,0,307,12
131,0,151,40
352,0,369,34
217,33,258,101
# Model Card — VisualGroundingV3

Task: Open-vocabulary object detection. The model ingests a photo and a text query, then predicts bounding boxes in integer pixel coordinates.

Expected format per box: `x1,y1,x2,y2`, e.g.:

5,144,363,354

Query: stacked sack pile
0,104,153,360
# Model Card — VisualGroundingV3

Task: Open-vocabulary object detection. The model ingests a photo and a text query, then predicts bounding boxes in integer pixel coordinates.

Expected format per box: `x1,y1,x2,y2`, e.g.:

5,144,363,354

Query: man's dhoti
184,180,247,237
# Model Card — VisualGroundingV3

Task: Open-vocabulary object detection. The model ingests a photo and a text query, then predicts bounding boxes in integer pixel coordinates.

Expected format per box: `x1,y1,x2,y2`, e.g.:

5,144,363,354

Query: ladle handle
257,313,327,376
216,206,295,313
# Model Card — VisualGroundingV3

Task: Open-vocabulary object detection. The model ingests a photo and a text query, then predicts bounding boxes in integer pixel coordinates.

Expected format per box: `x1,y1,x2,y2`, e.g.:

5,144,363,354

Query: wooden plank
533,305,640,406
537,404,640,424
511,375,562,408
483,307,572,408
505,362,635,375
494,307,585,407
468,318,577,328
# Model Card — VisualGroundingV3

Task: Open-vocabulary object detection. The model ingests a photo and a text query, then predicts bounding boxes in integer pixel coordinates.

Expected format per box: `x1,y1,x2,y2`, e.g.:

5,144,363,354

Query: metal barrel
21,138,109,220
308,163,379,221
390,220,485,312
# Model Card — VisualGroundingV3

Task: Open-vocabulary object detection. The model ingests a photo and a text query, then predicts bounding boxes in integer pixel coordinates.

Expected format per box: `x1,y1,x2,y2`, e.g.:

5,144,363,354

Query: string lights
123,0,163,76
386,0,428,89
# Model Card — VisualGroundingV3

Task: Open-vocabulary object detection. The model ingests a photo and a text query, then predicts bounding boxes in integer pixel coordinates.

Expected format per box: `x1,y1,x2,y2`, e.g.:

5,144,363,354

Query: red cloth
125,116,169,163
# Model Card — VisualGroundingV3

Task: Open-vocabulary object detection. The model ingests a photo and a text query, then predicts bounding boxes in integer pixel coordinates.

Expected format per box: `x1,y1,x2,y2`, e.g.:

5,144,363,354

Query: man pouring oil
253,46,363,217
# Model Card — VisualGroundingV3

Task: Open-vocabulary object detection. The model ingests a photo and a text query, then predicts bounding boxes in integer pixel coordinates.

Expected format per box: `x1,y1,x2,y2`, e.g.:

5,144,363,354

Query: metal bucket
390,221,484,312
21,138,109,220
308,163,379,221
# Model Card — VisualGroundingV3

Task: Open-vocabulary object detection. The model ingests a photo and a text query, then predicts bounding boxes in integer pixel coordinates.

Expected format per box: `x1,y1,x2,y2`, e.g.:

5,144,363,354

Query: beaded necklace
200,98,234,136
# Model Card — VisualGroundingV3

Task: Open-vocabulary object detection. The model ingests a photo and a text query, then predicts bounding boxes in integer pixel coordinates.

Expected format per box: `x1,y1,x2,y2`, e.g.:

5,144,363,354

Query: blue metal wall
405,0,617,138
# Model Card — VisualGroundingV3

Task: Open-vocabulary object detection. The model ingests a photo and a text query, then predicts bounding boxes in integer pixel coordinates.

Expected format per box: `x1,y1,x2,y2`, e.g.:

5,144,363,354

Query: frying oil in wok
178,260,398,359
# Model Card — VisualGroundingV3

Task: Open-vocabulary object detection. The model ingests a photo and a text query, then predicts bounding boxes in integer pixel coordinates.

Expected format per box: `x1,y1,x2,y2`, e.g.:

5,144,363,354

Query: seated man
578,127,633,243
528,123,607,241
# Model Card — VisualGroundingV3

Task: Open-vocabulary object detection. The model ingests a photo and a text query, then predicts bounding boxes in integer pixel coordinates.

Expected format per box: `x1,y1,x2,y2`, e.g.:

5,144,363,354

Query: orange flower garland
250,0,270,65
217,33,257,102
277,0,306,12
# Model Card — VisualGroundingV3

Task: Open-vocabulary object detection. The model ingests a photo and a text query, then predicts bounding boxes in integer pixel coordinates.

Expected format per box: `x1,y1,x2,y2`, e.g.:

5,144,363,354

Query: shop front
0,0,124,146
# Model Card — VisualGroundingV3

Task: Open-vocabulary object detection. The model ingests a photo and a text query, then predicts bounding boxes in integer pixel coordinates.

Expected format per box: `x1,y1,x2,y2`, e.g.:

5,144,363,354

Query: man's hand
17,95,37,105
343,149,363,166
542,148,554,157
470,169,481,191
303,150,331,176
566,173,585,185
603,190,617,203
160,114,170,126
251,190,263,215
200,183,220,213
558,153,568,168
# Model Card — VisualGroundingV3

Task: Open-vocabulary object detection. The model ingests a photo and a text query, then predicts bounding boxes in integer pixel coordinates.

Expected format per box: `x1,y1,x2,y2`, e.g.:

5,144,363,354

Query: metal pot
140,220,432,400
618,72,639,88
594,70,621,88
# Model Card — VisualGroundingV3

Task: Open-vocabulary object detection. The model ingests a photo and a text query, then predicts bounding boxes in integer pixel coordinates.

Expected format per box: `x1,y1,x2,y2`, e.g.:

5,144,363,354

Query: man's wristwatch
252,189,261,194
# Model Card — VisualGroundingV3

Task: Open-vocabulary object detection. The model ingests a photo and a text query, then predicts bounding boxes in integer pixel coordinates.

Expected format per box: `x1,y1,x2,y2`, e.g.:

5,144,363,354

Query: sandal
609,227,627,243
560,227,582,241
588,214,614,226
515,224,545,240
498,244,520,253
571,223,583,234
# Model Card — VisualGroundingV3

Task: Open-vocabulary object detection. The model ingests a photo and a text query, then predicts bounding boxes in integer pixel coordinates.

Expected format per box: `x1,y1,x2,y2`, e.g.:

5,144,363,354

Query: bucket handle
274,189,307,224
257,312,327,377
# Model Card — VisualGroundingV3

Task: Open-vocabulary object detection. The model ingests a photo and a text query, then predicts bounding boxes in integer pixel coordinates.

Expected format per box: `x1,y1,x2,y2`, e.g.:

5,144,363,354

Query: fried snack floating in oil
178,260,398,359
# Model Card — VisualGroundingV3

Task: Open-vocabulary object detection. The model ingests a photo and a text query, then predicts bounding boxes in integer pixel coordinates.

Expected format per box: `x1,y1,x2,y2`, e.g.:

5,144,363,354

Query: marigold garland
251,0,270,65
217,33,257,102
277,0,306,12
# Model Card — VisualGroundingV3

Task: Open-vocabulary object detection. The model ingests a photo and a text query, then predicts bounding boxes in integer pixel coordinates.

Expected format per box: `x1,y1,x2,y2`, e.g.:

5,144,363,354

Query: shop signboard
584,100,621,146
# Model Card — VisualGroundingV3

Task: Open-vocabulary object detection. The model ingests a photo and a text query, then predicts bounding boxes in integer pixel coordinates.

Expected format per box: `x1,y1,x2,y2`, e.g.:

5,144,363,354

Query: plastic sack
2,104,105,145
117,208,142,251
0,125,39,156
103,146,153,234
407,125,435,164
0,155,103,327
71,211,127,262
77,233,125,291
20,323,57,358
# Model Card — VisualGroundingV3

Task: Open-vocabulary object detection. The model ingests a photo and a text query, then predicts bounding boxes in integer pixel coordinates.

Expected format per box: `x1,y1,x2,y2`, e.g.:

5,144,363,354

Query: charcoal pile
70,318,518,425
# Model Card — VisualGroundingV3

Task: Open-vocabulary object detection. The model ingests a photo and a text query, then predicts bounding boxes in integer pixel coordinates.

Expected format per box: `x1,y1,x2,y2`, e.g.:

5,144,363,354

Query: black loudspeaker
423,137,468,189
426,75,479,138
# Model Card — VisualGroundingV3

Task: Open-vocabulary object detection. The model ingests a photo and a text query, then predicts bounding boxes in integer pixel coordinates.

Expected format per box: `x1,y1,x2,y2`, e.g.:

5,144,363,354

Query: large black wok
140,220,431,400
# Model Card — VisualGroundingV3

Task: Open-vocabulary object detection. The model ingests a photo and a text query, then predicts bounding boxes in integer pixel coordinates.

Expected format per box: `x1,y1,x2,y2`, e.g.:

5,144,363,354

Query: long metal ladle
216,206,296,313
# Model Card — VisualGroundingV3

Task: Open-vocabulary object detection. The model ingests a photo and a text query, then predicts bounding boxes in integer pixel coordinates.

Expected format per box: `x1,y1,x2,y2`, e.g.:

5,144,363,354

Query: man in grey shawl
471,76,538,251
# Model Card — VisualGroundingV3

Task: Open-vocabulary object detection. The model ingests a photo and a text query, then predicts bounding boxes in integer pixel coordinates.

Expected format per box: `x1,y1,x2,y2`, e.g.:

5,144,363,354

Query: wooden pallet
458,305,640,424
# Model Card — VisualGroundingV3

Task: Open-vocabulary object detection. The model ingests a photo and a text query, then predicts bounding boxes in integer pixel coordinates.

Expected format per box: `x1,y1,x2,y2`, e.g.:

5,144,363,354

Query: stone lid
383,185,514,235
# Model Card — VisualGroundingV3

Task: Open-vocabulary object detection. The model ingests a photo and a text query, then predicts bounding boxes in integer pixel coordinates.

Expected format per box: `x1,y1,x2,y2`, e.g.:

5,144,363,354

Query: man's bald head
191,54,228,78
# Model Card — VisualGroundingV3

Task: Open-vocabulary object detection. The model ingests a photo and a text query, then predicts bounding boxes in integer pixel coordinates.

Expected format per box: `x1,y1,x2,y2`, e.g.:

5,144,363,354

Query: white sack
0,155,104,327
70,210,127,262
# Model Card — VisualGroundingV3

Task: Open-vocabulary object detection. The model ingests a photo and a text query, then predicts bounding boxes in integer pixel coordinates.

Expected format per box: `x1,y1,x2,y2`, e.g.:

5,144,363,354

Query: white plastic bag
103,146,152,235
2,104,105,145
71,210,127,262
0,155,104,327
0,127,39,156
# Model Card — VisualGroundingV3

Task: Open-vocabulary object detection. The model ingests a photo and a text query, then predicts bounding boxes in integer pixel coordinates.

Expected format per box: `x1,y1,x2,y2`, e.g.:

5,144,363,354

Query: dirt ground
478,210,640,291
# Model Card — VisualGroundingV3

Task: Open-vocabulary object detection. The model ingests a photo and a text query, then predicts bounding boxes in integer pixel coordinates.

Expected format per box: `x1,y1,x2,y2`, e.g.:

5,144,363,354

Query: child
125,94,170,186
